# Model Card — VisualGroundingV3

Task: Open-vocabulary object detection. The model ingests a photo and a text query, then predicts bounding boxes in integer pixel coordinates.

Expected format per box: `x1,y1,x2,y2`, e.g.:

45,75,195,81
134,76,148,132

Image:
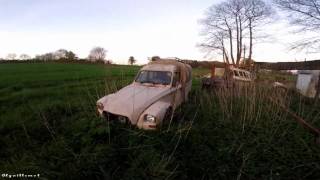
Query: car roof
143,59,190,72
141,63,177,72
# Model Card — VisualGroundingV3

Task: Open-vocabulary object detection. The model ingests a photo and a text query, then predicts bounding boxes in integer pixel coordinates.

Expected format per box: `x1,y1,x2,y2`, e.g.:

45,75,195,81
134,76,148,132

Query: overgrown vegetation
0,63,319,179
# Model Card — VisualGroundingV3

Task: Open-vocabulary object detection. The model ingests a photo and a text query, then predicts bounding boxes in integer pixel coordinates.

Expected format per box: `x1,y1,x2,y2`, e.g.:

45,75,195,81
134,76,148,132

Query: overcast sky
0,0,319,64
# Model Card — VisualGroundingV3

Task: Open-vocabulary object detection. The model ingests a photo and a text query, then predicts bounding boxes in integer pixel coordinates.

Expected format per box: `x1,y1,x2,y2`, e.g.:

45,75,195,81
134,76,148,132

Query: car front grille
103,111,129,124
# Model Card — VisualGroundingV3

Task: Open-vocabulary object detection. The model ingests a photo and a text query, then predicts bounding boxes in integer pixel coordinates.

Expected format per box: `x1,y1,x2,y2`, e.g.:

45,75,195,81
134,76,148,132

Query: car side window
246,73,250,79
234,71,240,77
239,71,245,78
173,72,180,86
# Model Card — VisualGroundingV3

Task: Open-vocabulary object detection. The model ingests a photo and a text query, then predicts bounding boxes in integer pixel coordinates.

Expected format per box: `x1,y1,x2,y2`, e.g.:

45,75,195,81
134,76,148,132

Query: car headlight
144,114,156,123
96,102,104,110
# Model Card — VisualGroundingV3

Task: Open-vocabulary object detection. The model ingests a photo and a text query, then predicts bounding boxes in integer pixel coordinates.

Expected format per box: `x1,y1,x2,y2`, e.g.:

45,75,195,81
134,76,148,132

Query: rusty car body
202,65,253,89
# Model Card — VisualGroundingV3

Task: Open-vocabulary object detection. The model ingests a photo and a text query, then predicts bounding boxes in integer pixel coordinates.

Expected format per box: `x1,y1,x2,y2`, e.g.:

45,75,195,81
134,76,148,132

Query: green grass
0,62,319,179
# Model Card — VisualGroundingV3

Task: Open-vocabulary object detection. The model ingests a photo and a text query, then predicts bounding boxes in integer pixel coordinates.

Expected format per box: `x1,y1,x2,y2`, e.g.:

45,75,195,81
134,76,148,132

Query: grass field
1,62,320,179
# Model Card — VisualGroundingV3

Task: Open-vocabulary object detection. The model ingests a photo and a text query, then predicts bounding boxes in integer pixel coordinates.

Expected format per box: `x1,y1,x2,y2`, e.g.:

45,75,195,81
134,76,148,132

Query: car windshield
135,71,172,85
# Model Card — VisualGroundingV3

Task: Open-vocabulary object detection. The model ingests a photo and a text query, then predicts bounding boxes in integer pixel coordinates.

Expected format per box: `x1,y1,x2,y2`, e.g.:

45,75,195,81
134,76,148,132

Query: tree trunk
238,17,243,66
224,18,235,65
248,18,253,61
222,49,225,63
228,28,235,65
222,39,230,65
243,44,246,63
236,16,240,67
223,48,230,65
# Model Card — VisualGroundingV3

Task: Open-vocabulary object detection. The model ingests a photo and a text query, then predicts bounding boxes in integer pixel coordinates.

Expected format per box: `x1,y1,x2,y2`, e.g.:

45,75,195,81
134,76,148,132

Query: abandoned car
96,60,192,130
202,65,253,89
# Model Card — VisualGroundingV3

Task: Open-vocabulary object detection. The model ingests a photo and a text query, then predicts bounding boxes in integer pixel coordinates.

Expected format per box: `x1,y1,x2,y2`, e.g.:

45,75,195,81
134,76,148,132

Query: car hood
103,83,174,124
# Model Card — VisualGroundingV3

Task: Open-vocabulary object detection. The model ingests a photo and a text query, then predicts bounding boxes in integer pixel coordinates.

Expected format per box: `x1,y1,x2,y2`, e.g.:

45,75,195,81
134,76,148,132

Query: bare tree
53,49,78,60
200,0,273,66
20,54,31,60
244,0,273,62
36,53,55,61
200,2,237,65
199,30,231,64
128,56,136,65
34,55,42,60
44,53,55,60
274,0,320,51
6,53,17,60
54,49,68,60
88,47,107,61
105,59,113,64
66,51,77,60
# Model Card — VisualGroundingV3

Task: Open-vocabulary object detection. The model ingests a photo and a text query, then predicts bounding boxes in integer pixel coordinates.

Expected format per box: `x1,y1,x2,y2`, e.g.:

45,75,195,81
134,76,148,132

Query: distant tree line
0,46,114,64
34,49,78,61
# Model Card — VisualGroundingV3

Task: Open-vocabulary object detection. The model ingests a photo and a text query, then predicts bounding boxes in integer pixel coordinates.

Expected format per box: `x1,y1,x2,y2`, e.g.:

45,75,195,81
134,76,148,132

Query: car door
185,71,192,100
172,71,183,108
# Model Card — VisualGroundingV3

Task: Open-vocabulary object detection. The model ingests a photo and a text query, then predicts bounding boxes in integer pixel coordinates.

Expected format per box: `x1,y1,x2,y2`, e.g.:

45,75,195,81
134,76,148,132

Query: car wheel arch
137,101,172,126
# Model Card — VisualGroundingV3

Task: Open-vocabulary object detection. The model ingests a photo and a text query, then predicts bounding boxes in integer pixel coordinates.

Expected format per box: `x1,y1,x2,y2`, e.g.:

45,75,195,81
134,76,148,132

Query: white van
96,60,192,130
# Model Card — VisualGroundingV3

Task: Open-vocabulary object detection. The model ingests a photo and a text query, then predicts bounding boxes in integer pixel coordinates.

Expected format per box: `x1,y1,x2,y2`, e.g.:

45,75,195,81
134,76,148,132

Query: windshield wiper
140,81,155,84
140,81,157,85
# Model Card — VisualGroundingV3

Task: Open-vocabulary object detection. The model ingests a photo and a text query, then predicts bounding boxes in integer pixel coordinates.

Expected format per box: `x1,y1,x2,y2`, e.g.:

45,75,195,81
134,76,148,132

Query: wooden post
211,64,216,79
